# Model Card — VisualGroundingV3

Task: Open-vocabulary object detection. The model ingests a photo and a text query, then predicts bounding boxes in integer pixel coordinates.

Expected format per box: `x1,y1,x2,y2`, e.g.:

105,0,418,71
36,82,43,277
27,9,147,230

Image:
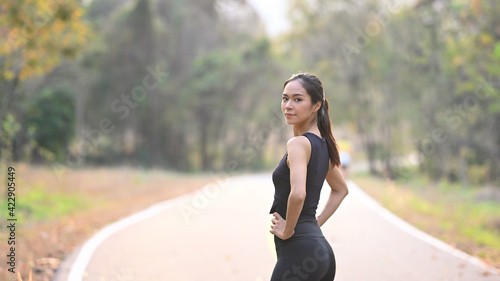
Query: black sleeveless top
269,132,330,222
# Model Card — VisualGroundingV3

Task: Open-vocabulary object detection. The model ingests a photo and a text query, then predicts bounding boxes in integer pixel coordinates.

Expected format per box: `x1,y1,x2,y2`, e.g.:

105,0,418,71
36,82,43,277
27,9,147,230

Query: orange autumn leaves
0,0,92,81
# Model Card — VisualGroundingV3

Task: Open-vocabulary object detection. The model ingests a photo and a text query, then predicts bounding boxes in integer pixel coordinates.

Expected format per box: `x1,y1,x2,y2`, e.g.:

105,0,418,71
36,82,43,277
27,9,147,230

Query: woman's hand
270,212,294,240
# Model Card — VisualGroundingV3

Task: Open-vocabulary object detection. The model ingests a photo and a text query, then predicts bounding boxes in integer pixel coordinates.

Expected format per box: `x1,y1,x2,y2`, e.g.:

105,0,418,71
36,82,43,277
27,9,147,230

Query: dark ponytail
283,73,341,167
317,97,341,167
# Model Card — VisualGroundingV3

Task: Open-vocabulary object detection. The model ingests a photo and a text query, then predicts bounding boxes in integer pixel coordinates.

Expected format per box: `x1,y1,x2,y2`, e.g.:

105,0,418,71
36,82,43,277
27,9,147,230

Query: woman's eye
295,98,302,102
282,97,288,101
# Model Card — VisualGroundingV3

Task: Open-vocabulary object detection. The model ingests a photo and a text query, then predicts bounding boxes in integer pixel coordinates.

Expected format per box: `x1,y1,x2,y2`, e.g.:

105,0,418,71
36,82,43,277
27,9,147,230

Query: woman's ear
313,101,322,113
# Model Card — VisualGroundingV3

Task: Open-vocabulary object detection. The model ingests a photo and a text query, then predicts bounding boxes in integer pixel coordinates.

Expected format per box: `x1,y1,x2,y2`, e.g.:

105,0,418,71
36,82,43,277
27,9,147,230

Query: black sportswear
269,132,336,281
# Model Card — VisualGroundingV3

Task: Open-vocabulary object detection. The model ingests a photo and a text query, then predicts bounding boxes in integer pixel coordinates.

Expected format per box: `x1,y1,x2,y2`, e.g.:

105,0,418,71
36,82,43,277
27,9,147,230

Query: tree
0,0,91,162
25,87,75,162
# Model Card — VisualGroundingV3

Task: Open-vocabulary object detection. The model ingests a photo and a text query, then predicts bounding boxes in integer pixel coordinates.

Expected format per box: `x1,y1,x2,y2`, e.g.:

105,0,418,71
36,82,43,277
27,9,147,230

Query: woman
269,73,349,281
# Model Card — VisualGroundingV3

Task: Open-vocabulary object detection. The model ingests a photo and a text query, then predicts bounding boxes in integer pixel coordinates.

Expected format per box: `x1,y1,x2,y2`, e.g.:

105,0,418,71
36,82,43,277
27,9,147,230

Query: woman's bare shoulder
286,135,310,148
286,136,311,157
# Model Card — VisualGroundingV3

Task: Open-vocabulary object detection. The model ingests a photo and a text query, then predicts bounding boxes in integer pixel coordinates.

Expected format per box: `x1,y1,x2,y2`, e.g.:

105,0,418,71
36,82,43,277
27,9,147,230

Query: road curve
54,172,500,281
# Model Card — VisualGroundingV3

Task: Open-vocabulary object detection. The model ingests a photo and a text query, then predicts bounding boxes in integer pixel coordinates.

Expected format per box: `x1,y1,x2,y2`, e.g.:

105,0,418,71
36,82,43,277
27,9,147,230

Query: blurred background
2,0,500,180
1,0,500,280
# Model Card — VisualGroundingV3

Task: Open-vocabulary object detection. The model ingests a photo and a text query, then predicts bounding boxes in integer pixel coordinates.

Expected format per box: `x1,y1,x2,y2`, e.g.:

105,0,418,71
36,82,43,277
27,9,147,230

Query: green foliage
75,0,280,171
283,0,500,184
0,113,21,161
25,87,75,162
0,0,92,169
14,183,89,221
182,37,280,171
3,0,499,183
494,42,500,62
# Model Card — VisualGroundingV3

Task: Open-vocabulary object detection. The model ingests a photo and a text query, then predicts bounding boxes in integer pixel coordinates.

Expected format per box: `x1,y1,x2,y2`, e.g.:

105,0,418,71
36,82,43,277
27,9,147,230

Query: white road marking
346,179,499,275
66,176,499,281
67,190,199,281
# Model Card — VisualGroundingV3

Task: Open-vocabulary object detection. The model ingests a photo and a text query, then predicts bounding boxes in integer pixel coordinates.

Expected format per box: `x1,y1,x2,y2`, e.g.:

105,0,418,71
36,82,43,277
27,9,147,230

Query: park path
55,172,500,281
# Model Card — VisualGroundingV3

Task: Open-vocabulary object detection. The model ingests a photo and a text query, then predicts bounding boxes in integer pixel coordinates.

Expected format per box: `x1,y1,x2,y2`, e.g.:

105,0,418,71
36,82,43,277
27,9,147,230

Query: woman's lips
285,113,295,118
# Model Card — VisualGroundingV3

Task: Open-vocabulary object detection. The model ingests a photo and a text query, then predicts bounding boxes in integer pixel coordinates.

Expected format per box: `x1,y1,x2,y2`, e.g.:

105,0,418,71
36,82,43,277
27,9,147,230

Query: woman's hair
283,73,341,167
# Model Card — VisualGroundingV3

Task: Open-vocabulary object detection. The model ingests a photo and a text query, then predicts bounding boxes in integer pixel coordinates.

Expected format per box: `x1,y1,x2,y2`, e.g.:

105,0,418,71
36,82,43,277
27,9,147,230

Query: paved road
55,173,500,281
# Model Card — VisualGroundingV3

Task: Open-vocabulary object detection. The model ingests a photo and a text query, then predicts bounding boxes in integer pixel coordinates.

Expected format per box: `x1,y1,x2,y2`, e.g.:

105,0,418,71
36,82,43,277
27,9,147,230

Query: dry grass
17,268,32,281
0,164,213,281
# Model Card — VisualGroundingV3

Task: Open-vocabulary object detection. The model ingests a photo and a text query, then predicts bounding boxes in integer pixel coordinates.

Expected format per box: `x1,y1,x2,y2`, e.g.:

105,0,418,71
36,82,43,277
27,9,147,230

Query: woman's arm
316,164,349,227
270,136,310,240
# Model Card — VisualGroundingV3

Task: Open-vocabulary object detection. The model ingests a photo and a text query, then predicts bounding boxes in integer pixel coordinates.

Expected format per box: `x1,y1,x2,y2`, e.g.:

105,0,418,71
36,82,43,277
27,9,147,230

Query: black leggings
270,220,336,281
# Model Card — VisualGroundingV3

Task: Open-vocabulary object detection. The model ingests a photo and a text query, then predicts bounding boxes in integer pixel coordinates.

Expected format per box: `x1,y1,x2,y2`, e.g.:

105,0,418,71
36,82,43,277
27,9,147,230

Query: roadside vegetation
352,171,500,270
0,164,213,281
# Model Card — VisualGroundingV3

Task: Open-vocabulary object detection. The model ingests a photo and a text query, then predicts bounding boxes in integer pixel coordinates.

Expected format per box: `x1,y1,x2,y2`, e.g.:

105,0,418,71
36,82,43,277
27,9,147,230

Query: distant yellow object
338,139,352,153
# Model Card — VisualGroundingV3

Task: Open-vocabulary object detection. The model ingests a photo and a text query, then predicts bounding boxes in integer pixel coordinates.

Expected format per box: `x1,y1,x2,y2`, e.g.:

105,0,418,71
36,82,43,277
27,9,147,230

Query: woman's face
281,79,321,125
